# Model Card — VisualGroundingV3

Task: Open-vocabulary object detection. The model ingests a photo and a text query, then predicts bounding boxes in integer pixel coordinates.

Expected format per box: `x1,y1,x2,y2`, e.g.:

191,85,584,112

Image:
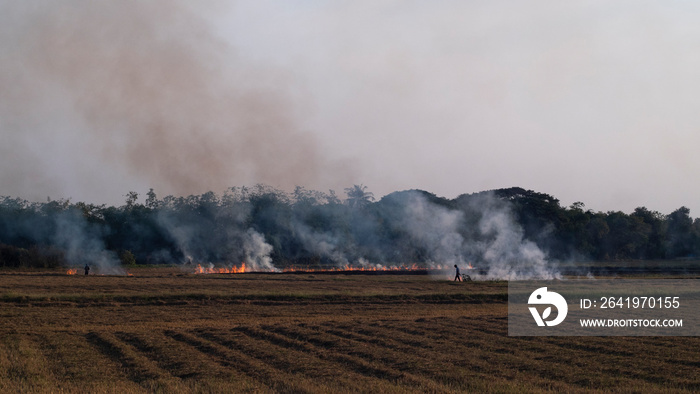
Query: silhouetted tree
0,186,698,268
666,207,695,258
631,207,666,259
344,184,374,209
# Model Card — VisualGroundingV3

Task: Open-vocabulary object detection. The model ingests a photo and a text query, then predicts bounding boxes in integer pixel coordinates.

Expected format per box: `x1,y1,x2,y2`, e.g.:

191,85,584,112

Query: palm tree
344,184,375,208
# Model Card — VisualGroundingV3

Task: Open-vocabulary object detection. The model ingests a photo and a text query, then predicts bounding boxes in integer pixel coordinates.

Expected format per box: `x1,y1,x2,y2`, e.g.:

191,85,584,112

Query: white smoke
476,207,559,280
157,215,196,263
155,201,275,271
53,211,125,275
241,228,275,271
398,192,468,265
402,191,560,280
288,189,561,279
293,221,349,266
463,192,561,280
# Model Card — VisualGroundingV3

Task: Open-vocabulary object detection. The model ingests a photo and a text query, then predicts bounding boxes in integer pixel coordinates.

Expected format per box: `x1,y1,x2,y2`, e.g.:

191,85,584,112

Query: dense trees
0,186,698,268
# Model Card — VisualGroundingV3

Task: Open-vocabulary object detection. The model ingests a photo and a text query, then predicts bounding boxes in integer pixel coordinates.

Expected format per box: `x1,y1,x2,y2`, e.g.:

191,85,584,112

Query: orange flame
192,262,464,274
66,269,77,275
194,262,246,274
467,263,473,269
281,263,438,273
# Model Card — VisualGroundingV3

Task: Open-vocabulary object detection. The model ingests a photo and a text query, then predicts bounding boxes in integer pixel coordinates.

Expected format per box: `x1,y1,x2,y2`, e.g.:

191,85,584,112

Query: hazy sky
2,1,699,215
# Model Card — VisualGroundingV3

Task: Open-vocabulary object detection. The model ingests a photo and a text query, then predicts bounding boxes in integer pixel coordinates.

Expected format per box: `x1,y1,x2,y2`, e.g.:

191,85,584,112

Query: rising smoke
0,2,562,279
288,189,560,279
52,209,125,275
461,192,560,280
0,1,352,203
154,193,275,271
395,191,561,279
0,187,561,279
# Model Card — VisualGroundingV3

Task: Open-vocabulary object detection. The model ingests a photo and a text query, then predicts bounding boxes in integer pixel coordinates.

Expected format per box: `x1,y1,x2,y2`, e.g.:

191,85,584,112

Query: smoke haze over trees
1,186,699,277
3,2,700,217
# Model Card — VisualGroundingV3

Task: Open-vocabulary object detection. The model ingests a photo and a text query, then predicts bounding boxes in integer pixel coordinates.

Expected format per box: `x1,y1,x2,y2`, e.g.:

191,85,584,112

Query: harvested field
0,268,698,393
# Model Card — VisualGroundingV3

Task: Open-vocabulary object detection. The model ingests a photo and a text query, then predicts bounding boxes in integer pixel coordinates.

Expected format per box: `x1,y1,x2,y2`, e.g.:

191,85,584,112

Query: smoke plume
289,189,560,279
402,191,560,280
43,209,126,275
52,210,124,275
465,193,560,280
0,1,348,203
241,228,275,272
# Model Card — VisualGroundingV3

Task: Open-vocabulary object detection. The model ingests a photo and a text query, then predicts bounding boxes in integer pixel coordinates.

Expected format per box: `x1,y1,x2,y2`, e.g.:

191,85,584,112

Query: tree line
0,185,698,269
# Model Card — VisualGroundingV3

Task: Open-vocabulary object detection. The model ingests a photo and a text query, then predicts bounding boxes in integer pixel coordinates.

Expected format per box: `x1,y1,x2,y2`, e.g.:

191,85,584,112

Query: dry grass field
0,268,699,393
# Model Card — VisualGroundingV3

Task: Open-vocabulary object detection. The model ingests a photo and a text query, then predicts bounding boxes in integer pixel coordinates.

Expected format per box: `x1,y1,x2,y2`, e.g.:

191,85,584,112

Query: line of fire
65,263,478,276
191,262,476,275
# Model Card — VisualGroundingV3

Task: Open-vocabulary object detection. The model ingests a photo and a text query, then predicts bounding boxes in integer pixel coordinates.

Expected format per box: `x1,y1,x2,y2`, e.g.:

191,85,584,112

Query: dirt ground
0,269,698,393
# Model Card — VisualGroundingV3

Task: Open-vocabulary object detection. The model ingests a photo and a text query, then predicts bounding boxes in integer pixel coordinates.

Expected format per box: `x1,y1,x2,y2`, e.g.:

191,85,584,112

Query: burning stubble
0,1,350,200
285,190,560,280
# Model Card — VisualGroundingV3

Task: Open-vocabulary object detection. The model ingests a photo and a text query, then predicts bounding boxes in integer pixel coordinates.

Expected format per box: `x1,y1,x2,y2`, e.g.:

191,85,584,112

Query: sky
1,1,699,215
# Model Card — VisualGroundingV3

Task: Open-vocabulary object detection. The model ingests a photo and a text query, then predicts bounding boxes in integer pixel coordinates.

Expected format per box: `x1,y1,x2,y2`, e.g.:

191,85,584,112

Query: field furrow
84,331,184,392
364,319,659,391
309,322,508,391
0,270,698,392
165,328,343,393
206,326,432,393
261,322,494,393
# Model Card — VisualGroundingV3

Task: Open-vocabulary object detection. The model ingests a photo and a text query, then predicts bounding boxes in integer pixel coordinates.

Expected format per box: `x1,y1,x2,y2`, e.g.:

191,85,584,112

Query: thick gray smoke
294,222,349,266
241,228,275,272
0,187,560,278
463,193,560,280
397,192,469,265
402,191,560,280
291,190,560,279
0,1,351,203
152,189,276,272
53,210,124,275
